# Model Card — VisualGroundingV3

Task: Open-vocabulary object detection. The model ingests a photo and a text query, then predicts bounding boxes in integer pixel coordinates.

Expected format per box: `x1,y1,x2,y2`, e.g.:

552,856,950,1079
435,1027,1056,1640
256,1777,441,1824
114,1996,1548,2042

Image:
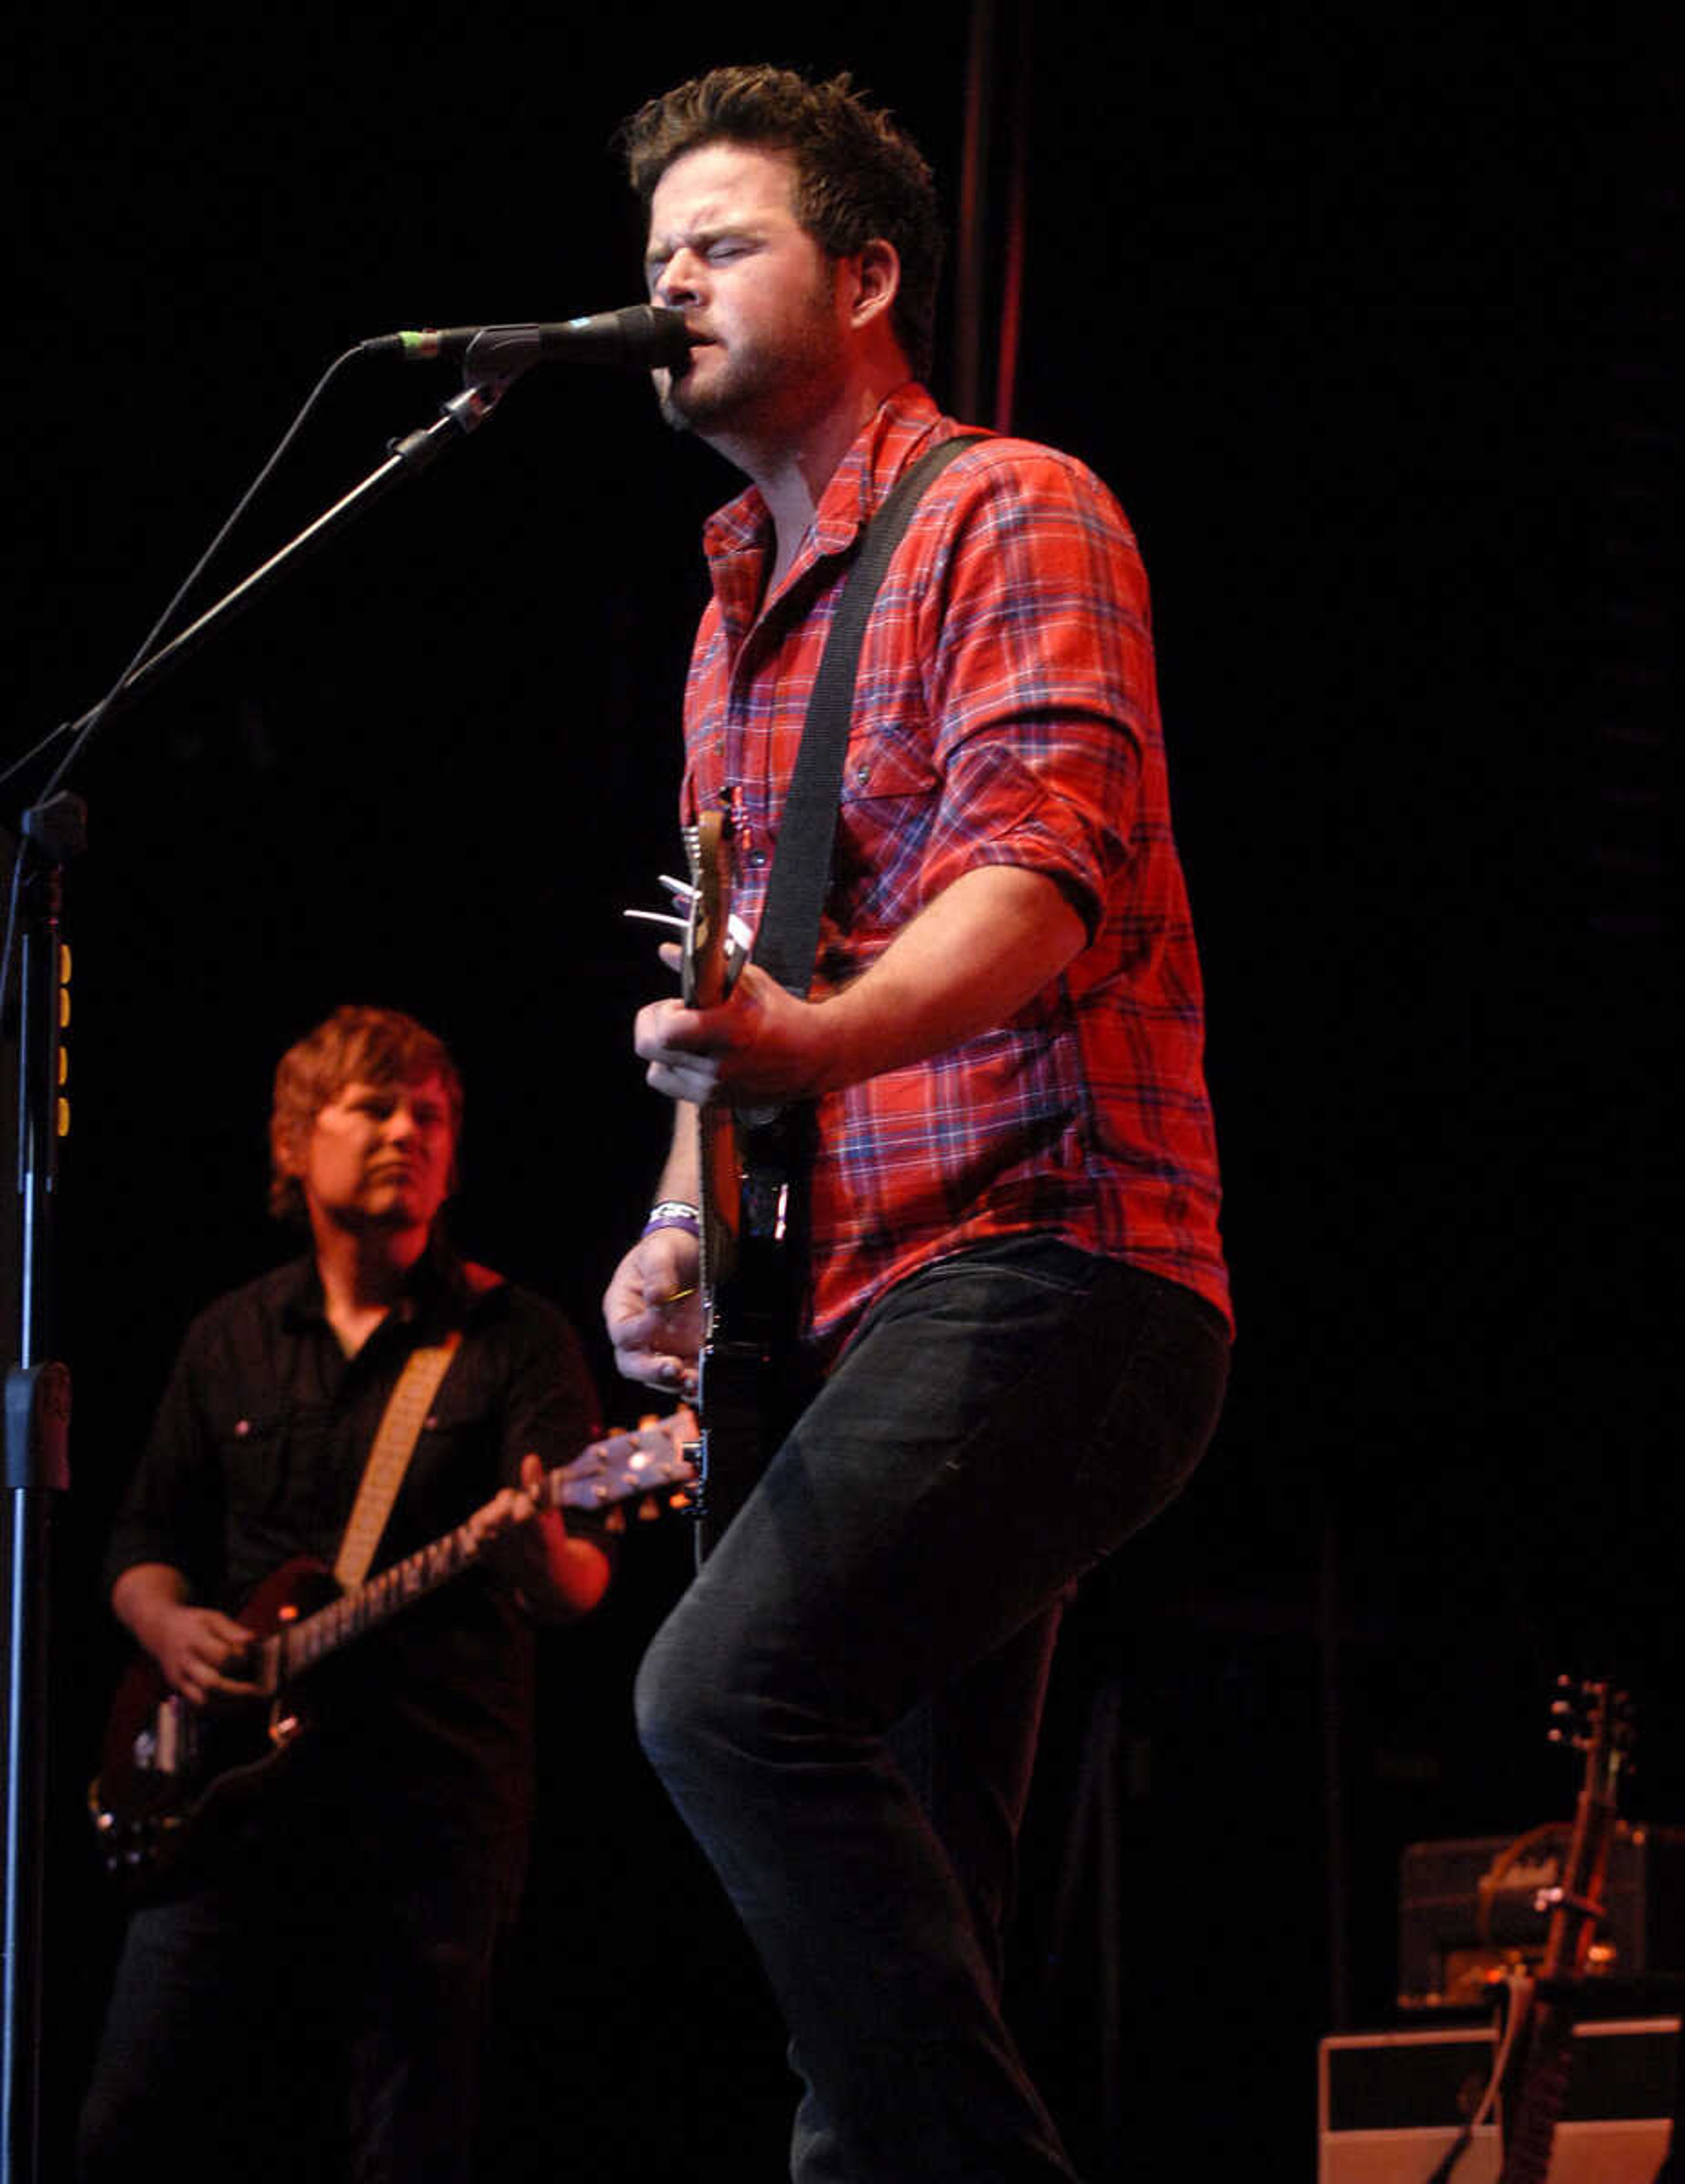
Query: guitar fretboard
270,1430,691,1679
279,1527,480,1674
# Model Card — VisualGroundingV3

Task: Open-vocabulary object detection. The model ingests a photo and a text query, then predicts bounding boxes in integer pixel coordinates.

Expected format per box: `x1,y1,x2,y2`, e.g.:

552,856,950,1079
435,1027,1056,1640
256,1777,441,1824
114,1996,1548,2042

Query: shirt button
749,850,767,869
854,762,871,787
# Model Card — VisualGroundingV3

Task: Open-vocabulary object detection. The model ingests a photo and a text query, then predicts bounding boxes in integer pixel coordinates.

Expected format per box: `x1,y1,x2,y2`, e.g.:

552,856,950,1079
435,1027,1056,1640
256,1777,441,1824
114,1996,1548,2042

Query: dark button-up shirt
106,1248,600,1843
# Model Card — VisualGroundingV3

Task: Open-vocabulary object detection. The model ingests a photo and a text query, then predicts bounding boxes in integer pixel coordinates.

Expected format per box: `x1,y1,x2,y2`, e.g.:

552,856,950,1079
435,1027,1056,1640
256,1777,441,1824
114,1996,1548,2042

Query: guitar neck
1542,1782,1619,1979
275,1519,487,1678
681,809,740,1325
273,1430,689,1678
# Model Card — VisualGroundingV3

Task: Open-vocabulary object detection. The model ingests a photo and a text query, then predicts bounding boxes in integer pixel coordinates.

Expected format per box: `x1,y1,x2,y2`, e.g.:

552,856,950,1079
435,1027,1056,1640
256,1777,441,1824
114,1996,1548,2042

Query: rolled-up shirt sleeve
917,446,1157,936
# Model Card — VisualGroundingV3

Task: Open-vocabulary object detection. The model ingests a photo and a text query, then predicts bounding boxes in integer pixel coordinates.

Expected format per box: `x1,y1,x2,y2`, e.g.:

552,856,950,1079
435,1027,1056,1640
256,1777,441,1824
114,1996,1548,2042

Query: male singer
602,66,1232,2182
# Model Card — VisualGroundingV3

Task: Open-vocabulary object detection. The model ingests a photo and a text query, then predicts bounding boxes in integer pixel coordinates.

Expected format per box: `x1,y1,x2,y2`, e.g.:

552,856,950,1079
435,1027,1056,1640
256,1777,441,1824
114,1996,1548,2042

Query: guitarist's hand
468,1455,612,1620
638,866,1091,1104
147,1605,264,1710
603,1226,702,1393
637,958,830,1105
111,1565,263,1709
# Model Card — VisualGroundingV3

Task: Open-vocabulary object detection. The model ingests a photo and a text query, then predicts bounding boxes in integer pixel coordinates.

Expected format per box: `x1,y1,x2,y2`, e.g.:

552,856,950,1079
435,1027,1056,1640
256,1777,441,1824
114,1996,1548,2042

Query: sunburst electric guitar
90,1418,695,1896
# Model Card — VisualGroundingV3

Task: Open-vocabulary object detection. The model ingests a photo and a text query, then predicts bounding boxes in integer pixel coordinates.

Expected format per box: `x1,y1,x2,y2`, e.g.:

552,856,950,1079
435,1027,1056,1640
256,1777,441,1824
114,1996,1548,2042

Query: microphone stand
2,800,77,2184
0,366,512,2184
50,376,511,752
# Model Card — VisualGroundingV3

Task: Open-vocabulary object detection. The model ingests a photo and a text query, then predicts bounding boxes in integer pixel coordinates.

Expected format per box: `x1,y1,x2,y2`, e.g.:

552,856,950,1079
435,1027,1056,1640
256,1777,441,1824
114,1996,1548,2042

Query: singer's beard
656,279,843,440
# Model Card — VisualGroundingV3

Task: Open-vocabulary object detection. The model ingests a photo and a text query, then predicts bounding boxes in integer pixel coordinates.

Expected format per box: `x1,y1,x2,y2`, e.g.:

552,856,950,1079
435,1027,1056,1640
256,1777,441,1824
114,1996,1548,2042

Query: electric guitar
678,810,806,1556
1495,1675,1634,2184
89,1418,695,1897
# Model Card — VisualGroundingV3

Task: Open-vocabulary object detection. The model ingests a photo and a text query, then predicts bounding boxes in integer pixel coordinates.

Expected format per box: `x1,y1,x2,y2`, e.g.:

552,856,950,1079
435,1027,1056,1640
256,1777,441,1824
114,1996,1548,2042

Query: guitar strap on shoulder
751,431,986,998
332,1332,462,1589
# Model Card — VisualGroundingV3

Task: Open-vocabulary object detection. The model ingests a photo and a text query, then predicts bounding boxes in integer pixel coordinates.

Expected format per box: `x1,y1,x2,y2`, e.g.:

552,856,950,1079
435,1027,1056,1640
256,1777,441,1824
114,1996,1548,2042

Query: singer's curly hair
619,65,944,380
268,1004,463,1222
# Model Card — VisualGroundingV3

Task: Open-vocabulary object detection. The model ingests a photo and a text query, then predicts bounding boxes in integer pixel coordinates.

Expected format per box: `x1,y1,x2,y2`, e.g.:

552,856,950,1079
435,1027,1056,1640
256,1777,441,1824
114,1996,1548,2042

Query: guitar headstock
682,812,731,1010
1548,1676,1635,1806
551,1412,698,1526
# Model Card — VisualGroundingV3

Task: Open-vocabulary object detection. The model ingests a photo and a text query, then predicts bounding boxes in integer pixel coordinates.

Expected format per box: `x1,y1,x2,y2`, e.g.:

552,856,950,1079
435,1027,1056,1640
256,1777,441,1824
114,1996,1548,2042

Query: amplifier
1398,1822,1685,2008
1318,2017,1680,2184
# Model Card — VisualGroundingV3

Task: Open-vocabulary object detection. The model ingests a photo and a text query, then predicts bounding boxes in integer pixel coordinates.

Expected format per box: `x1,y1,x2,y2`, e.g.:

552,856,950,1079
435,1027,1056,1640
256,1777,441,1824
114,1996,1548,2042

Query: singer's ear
846,238,901,334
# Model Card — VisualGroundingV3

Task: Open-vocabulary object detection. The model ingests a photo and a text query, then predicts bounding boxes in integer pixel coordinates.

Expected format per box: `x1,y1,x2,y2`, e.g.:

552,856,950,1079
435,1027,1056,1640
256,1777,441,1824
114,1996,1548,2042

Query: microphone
360,305,691,374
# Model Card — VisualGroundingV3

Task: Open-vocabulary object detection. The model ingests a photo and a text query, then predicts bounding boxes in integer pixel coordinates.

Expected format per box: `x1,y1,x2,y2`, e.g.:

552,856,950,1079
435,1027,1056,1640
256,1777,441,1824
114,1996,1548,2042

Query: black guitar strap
750,431,986,997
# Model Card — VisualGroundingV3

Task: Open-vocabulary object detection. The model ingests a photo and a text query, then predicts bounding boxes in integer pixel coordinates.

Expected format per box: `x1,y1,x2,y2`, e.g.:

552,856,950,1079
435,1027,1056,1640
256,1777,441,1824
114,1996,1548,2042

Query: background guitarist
78,1004,610,2184
602,66,1233,2184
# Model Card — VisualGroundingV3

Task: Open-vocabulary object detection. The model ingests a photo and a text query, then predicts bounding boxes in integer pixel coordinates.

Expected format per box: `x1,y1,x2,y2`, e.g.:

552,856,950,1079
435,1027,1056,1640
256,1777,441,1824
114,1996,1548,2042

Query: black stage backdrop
10,7,1671,2175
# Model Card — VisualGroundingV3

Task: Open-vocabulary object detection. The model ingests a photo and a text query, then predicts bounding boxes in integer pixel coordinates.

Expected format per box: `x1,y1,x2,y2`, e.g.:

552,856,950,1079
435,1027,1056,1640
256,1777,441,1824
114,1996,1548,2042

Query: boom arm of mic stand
60,375,513,747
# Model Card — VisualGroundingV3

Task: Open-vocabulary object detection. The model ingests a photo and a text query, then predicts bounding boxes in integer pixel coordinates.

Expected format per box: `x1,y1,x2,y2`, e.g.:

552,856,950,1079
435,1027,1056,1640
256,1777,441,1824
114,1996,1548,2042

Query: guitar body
92,1556,341,1899
681,813,806,1556
691,1107,808,1554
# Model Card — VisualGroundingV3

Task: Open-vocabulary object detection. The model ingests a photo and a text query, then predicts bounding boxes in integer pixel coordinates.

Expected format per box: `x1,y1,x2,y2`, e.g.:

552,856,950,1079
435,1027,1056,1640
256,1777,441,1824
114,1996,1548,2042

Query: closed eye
646,228,762,286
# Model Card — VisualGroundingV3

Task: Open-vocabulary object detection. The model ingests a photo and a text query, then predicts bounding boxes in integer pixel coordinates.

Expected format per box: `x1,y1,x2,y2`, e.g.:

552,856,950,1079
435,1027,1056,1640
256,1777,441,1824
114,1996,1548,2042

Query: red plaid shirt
681,385,1231,1349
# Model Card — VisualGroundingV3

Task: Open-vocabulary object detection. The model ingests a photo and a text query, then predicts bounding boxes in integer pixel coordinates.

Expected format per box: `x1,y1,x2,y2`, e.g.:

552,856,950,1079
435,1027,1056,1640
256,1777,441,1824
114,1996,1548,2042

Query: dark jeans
635,1240,1230,2183
75,1809,521,2184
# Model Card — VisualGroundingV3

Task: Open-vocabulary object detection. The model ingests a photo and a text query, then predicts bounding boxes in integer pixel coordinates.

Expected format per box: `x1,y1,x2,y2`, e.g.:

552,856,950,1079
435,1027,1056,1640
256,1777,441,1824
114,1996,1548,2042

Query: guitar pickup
136,1694,196,1778
742,1173,791,1243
